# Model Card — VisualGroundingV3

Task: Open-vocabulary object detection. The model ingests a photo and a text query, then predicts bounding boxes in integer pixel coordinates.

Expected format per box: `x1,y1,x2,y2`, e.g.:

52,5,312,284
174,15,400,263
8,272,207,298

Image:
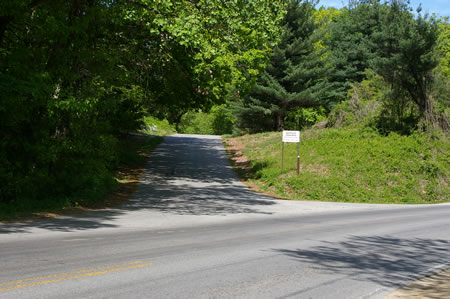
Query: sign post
297,141,300,175
281,130,301,175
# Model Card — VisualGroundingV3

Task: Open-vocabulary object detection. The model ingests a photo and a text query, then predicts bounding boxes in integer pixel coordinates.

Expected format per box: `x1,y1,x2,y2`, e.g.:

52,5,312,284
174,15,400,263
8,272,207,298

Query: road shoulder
385,267,450,298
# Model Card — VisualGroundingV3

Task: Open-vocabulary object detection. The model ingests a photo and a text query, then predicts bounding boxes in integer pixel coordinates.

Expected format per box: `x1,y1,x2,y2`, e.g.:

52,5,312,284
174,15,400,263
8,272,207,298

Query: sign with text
282,130,300,143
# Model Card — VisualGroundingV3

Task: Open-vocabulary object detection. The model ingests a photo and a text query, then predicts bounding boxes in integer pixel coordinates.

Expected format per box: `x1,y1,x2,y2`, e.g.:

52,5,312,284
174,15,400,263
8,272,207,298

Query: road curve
1,134,449,298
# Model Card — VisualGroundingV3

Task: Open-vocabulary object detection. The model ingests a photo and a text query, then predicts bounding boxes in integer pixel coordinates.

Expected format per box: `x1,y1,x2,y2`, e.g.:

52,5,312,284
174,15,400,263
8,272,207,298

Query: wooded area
0,0,285,205
1,0,448,208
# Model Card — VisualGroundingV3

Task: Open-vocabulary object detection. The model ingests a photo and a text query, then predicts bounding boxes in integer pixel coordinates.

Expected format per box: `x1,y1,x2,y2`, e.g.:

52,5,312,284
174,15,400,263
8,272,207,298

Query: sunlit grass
226,128,449,204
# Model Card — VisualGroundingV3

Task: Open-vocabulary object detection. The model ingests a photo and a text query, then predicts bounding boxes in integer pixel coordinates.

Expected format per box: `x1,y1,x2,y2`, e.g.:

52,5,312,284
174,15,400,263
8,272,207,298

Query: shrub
285,107,327,130
141,116,177,136
178,105,234,135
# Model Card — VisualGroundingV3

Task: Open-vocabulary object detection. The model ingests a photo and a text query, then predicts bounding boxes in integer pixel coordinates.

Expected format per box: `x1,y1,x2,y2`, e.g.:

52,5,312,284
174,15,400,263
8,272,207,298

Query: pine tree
325,0,383,101
234,0,333,133
370,1,440,129
326,0,441,131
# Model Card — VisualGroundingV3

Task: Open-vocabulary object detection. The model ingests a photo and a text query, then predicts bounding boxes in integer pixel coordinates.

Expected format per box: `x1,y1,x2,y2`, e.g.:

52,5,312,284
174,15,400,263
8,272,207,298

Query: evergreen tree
370,1,440,129
234,0,333,133
325,0,382,101
325,0,442,131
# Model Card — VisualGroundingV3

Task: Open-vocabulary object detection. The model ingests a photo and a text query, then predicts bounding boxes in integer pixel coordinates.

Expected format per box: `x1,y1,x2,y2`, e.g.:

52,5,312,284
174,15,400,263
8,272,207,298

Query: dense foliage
224,1,449,205
233,0,448,134
1,0,448,212
178,105,234,135
0,0,286,205
233,0,333,133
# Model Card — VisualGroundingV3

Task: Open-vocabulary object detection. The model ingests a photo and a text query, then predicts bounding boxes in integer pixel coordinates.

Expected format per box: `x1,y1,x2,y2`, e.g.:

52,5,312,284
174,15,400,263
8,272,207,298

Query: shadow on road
125,182,275,216
120,135,276,215
0,135,276,234
0,212,119,234
147,135,242,184
274,235,450,288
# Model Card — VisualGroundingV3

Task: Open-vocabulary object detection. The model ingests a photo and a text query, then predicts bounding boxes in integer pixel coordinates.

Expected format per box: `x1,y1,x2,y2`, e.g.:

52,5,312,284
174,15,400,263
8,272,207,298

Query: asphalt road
1,134,449,299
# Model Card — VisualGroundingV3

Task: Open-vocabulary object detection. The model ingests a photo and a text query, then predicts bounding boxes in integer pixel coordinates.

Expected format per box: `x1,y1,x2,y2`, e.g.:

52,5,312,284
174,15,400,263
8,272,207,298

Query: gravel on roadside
385,267,450,299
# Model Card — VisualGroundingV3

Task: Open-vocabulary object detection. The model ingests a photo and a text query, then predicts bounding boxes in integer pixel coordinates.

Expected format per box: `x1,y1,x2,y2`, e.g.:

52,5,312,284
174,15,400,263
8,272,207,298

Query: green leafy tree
0,0,287,204
234,0,333,133
324,0,443,132
118,0,287,122
436,20,450,79
370,1,440,129
432,19,450,110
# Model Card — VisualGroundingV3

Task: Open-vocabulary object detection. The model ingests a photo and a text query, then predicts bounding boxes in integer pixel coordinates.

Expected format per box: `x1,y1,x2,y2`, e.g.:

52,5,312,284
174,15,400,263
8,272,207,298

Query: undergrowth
0,134,163,221
140,116,177,136
226,128,449,204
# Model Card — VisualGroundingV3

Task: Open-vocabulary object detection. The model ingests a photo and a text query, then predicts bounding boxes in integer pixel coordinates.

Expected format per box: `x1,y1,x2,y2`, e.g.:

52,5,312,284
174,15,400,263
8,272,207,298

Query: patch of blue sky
318,0,450,17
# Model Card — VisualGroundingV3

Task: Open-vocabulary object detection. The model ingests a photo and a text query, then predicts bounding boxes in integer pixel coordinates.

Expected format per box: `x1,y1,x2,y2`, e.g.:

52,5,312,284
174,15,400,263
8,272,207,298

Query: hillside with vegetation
225,129,449,204
1,0,449,218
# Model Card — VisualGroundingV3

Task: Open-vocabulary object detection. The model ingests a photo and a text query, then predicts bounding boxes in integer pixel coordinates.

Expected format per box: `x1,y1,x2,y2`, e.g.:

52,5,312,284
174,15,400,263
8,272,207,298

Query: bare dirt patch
223,137,289,200
224,138,251,174
385,267,450,299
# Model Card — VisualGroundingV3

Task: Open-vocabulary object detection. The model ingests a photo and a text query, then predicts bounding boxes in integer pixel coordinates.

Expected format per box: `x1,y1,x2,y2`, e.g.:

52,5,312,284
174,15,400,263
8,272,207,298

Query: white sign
282,130,300,143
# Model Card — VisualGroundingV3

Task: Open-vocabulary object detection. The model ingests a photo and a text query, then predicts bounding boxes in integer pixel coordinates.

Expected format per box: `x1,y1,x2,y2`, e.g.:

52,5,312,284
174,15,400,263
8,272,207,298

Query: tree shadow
0,135,277,234
118,134,276,215
0,211,119,234
124,181,275,216
148,135,241,184
273,235,450,288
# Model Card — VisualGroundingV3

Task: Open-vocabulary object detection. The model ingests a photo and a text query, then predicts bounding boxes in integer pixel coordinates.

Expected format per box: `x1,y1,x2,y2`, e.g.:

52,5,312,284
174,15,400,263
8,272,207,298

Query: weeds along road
1,134,449,298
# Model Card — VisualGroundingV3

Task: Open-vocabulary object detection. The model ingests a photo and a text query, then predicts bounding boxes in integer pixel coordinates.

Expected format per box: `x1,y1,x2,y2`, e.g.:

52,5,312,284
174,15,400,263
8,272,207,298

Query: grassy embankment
225,129,449,204
0,123,171,221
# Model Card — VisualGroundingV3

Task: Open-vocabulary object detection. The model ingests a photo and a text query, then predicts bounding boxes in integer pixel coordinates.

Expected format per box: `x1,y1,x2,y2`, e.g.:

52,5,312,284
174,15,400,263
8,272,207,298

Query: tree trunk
277,112,284,131
422,95,439,131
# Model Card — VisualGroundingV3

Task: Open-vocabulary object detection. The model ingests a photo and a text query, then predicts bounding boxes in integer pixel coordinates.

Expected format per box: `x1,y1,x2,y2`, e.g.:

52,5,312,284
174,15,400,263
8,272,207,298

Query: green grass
226,128,449,204
0,134,163,221
140,116,177,136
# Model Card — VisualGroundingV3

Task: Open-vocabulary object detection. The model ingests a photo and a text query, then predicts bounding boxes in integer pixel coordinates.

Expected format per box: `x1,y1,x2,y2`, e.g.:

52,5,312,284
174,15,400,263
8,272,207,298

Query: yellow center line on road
0,262,152,292
0,261,148,289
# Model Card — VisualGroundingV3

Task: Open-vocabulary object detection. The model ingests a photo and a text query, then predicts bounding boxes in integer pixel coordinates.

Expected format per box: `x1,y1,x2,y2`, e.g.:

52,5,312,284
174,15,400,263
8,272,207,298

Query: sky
318,0,450,17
